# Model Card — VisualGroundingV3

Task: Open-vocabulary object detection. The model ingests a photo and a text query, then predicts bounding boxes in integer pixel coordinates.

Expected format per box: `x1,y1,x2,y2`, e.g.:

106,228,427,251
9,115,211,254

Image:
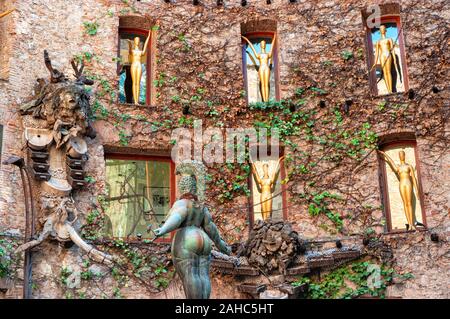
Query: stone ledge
237,283,266,295
212,248,362,276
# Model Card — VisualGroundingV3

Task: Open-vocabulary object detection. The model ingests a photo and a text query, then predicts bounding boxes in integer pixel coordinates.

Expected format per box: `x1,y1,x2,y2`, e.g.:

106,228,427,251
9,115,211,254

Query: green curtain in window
104,159,171,239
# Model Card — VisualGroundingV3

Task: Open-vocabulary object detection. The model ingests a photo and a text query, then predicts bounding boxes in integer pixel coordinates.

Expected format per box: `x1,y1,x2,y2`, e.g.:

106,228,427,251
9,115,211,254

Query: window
378,141,426,232
103,155,175,241
0,7,14,80
249,154,287,225
118,28,151,105
363,5,409,95
241,20,279,104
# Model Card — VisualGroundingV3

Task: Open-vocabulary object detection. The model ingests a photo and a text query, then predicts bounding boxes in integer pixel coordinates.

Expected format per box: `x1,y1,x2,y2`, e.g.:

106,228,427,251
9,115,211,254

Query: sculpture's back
154,161,230,299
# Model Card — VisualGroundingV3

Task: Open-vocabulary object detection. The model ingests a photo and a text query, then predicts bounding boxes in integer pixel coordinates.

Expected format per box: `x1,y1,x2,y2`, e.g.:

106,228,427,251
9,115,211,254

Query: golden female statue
251,156,284,220
242,34,277,102
370,25,402,94
0,9,15,19
126,30,151,105
378,150,425,230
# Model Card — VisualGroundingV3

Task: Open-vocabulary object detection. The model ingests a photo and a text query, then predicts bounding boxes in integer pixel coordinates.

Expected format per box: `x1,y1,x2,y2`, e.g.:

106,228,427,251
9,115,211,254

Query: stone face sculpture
126,30,151,104
153,160,231,299
251,156,284,221
242,34,277,102
378,150,425,231
370,25,402,94
15,50,114,265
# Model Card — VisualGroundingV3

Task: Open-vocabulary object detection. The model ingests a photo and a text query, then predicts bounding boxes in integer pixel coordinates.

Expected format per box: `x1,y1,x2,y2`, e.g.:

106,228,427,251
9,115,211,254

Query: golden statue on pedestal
126,30,151,105
370,25,402,94
378,150,425,230
251,156,284,220
242,34,277,102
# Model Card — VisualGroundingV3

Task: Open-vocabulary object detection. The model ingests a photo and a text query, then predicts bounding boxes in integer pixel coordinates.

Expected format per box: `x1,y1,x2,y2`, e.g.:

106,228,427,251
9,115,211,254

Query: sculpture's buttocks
153,161,230,299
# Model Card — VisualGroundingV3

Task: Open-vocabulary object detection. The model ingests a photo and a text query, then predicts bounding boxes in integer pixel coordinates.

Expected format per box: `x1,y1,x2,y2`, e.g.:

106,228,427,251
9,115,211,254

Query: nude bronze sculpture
370,25,402,94
126,30,151,104
251,156,284,221
242,34,277,102
378,150,425,230
153,161,230,299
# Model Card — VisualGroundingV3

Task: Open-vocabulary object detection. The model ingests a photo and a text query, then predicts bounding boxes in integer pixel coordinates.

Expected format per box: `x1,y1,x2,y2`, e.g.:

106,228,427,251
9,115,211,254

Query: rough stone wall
0,0,448,299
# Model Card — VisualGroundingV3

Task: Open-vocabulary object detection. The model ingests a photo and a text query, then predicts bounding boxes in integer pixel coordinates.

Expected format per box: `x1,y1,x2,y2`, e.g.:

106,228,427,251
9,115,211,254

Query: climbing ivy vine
0,238,19,280
292,260,413,299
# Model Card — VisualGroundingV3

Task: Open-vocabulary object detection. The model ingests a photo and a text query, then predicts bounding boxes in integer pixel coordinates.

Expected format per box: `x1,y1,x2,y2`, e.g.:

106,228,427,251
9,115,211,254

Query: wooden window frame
364,15,410,96
377,140,427,233
104,153,176,243
241,31,281,105
247,147,288,229
117,27,152,105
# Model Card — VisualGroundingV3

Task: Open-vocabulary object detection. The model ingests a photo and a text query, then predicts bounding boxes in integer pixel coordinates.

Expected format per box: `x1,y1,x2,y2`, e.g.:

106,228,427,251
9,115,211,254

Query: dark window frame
104,153,176,243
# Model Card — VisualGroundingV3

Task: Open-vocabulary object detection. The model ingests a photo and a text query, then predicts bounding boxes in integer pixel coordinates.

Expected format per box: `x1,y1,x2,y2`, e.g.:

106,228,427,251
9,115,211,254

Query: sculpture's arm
141,29,152,56
251,163,262,184
410,165,420,195
251,164,263,193
370,42,380,71
15,218,53,254
268,33,277,64
270,156,285,192
66,223,115,266
241,36,259,61
390,38,402,83
153,200,187,237
251,163,263,189
378,151,399,178
125,40,134,65
202,207,230,255
246,50,258,68
126,39,133,53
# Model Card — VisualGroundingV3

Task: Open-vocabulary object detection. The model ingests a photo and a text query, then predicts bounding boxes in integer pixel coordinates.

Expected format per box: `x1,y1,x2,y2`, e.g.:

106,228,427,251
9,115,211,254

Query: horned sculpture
14,50,114,265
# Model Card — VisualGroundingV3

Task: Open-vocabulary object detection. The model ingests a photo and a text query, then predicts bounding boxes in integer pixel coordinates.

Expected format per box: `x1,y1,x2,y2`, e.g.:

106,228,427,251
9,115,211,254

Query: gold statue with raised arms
251,156,284,220
126,29,151,105
242,34,277,102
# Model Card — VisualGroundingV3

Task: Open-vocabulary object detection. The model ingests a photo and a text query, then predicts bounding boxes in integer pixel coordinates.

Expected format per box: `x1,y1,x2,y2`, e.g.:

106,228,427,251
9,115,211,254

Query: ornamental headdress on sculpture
175,160,207,203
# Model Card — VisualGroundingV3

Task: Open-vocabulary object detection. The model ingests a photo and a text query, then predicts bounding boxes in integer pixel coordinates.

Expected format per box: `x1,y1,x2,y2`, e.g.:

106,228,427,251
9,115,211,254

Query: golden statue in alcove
370,25,402,94
251,156,284,220
242,34,277,102
126,29,151,104
378,150,425,230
